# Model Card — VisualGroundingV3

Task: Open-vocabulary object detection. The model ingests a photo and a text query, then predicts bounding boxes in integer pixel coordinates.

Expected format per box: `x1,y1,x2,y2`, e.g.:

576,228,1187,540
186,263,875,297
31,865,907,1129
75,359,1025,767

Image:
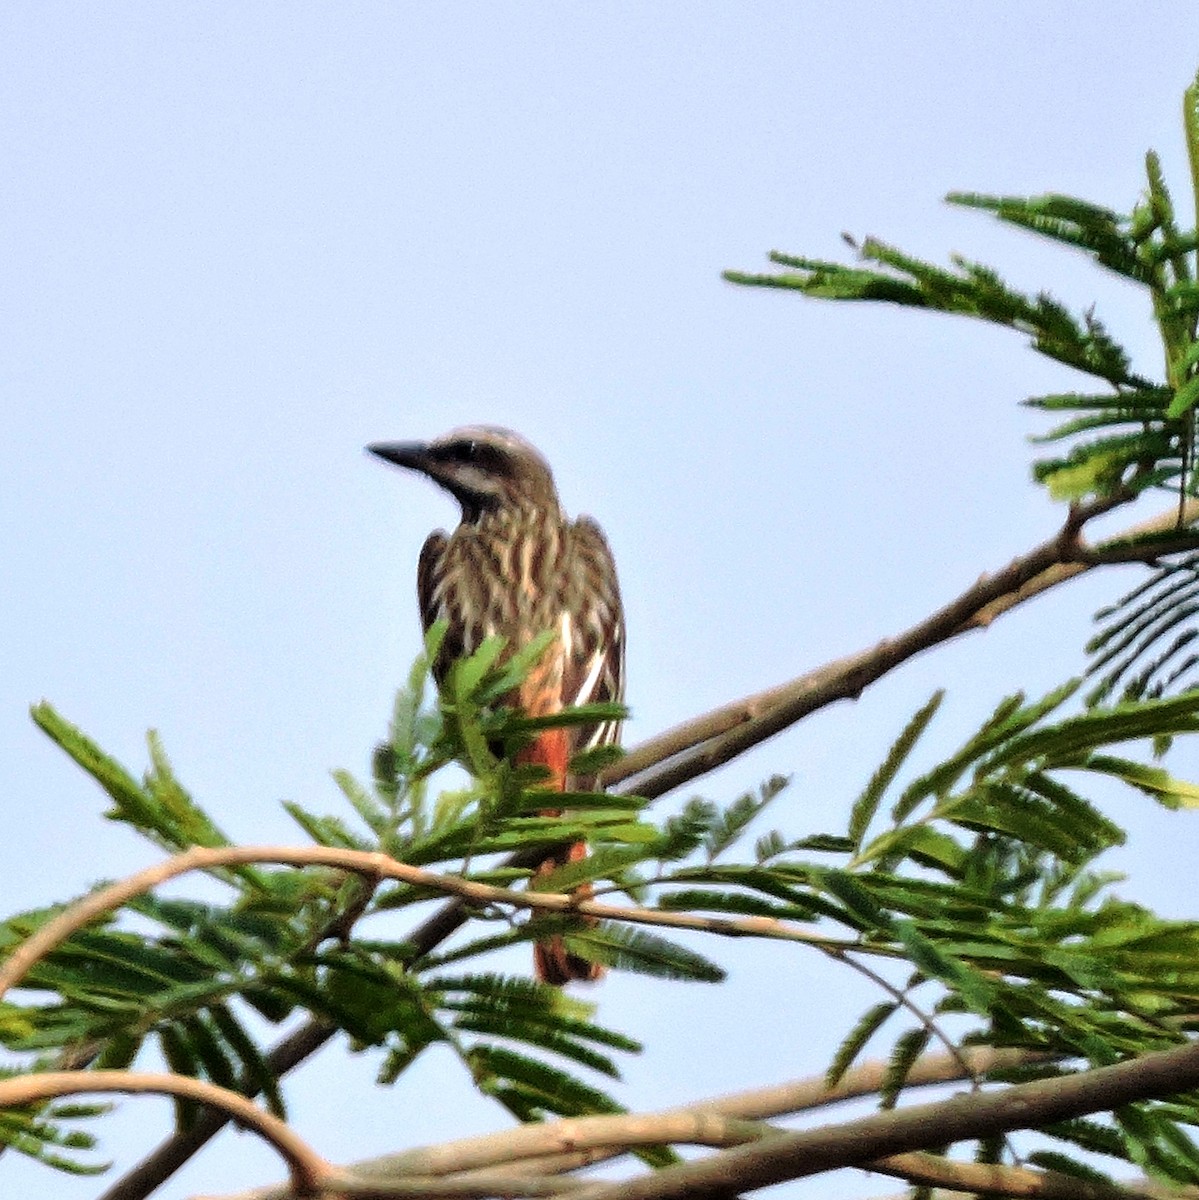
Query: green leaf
811,869,892,932
569,744,625,777
827,1002,898,1087
880,1027,931,1109
656,888,814,921
282,801,369,849
1025,1151,1117,1185
207,1003,285,1117
468,1044,623,1120
30,705,157,836
850,692,943,849
180,1013,237,1090
893,920,996,1013
705,776,790,861
1078,755,1199,810
575,924,725,983
451,635,508,702
476,629,557,703
1168,375,1199,419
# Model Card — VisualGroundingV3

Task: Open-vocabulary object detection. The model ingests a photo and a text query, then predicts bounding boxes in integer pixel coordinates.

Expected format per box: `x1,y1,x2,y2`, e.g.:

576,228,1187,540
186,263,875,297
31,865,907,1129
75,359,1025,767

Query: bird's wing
416,530,461,685
562,516,625,753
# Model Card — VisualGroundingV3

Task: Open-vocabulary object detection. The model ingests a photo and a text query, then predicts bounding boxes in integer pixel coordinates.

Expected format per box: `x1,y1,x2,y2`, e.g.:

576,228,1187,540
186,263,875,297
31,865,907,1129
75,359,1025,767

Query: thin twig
0,843,848,1003
869,1151,1156,1200
0,1071,328,1197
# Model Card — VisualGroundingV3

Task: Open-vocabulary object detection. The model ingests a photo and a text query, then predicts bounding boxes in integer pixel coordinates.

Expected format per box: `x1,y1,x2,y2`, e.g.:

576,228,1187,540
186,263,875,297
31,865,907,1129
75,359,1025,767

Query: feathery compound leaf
1080,755,1199,809
0,1089,110,1175
1044,1116,1130,1161
468,1044,623,1119
282,801,369,850
28,705,198,852
657,797,719,860
432,973,641,1051
207,1002,285,1117
1117,1104,1199,1182
663,864,841,920
827,1001,899,1087
950,784,1107,863
450,635,508,702
573,923,725,982
1087,556,1199,701
893,920,997,1013
656,888,816,921
142,733,230,850
704,775,789,861
809,869,893,932
850,692,943,848
995,692,1199,765
474,629,558,704
1025,389,1169,415
1021,772,1125,850
331,767,388,835
880,1027,932,1109
179,1013,237,1090
854,824,968,874
1168,375,1199,419
568,743,625,777
890,688,1070,822
734,232,1146,388
947,192,1150,284
1025,1150,1119,1186
726,177,1199,510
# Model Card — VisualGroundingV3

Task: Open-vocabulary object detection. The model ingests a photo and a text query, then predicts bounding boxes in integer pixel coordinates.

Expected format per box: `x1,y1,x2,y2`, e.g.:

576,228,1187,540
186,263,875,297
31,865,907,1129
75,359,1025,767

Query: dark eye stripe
437,439,511,472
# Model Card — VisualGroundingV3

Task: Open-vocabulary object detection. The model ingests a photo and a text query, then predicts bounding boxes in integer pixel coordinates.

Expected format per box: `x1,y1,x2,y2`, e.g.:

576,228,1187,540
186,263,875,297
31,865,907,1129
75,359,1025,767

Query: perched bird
368,426,624,984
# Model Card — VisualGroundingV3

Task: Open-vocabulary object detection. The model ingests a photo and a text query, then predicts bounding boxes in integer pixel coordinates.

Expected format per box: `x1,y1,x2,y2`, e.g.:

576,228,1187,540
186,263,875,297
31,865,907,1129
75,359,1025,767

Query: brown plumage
369,426,624,983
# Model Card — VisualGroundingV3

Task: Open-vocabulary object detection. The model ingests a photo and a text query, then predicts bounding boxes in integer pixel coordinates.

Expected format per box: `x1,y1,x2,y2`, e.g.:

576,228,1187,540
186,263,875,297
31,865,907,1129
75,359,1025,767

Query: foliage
726,88,1199,510
1086,553,1199,704
9,631,1199,1187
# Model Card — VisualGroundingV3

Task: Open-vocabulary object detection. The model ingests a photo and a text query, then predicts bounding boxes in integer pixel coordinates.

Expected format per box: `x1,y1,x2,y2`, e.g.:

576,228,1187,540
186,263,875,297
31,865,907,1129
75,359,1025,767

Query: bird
368,426,624,984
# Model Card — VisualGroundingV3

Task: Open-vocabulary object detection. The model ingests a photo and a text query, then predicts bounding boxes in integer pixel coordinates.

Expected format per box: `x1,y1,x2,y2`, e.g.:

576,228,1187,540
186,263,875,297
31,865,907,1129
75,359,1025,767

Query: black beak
367,441,431,471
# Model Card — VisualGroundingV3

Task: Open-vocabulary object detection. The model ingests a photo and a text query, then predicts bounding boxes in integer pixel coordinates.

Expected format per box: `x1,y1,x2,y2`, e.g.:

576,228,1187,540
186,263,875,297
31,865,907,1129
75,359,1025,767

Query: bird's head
368,426,560,521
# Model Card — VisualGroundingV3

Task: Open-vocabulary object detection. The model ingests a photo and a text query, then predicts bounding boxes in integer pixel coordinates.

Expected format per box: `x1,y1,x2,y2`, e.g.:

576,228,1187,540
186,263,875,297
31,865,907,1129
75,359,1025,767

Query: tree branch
0,1071,328,1197
200,1048,1057,1199
565,1040,1199,1200
869,1152,1155,1200
0,843,851,1004
605,497,1199,800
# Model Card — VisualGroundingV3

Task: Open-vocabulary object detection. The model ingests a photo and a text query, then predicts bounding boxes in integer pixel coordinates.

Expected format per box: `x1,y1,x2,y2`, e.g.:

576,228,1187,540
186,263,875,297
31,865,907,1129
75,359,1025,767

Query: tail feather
530,840,603,984
519,730,604,984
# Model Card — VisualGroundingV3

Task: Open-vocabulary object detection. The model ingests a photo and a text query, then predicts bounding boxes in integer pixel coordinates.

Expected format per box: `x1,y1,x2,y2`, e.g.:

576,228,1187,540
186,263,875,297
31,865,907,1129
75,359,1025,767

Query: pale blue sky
5,6,1199,1197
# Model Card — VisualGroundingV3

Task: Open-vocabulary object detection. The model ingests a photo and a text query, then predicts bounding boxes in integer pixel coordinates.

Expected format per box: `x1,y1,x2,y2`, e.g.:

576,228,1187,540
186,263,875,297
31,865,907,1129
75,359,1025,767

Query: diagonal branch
868,1152,1156,1200
606,496,1199,800
565,1039,1199,1200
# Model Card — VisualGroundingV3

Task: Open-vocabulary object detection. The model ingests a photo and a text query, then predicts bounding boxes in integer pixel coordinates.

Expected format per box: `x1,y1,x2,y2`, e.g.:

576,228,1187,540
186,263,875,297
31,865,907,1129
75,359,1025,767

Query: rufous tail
518,727,604,984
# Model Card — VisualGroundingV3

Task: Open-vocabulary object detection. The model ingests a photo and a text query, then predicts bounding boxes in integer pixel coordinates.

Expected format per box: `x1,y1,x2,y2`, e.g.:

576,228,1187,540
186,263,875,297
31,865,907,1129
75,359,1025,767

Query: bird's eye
437,438,509,474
